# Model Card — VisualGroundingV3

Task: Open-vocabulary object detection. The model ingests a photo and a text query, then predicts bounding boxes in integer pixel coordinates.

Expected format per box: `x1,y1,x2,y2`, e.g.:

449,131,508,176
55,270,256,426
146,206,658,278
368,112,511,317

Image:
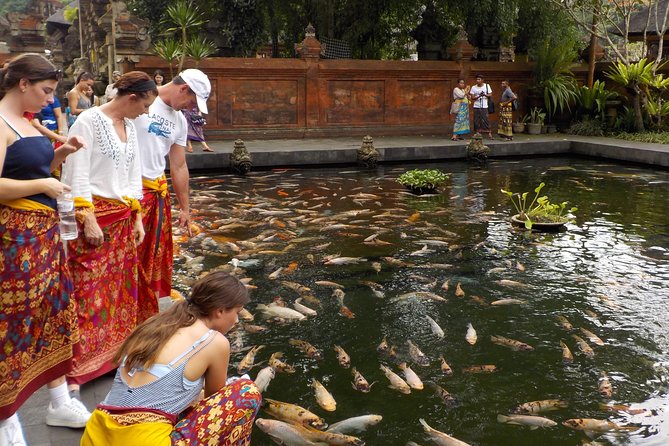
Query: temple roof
613,0,669,36
46,0,78,26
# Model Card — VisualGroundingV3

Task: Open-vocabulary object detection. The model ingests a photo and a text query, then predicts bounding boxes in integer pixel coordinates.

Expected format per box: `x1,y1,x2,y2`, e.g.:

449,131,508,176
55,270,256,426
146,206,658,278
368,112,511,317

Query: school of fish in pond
170,162,669,446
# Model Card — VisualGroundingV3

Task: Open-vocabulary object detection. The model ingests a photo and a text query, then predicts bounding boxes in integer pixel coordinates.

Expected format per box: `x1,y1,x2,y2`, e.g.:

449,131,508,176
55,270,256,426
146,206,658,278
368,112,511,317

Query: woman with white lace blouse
60,71,158,397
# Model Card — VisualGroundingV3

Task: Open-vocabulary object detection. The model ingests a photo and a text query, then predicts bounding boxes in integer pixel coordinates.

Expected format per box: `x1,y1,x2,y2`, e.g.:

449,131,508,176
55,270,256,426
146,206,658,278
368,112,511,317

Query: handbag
450,101,459,115
486,84,495,114
190,114,206,126
512,99,519,111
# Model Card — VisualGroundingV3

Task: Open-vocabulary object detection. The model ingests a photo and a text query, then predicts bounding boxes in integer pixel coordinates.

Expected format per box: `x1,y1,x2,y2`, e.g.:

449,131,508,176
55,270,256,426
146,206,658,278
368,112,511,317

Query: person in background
133,69,211,303
0,53,89,445
66,71,94,125
104,70,122,103
153,69,165,87
451,78,470,141
183,105,213,152
60,71,158,396
498,79,518,141
469,74,493,139
80,271,261,446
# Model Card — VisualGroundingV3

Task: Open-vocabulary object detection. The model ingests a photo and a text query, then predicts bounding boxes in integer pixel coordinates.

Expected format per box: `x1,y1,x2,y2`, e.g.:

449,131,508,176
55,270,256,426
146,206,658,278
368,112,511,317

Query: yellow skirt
80,409,172,446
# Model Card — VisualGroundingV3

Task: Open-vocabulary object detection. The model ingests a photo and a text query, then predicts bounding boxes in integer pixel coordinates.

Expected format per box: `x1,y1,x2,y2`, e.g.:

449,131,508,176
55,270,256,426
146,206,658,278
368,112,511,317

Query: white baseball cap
179,69,211,114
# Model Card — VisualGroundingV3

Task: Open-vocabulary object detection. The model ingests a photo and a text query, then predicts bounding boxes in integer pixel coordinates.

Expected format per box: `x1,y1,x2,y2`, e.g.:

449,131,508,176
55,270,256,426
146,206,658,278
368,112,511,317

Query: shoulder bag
486,84,495,114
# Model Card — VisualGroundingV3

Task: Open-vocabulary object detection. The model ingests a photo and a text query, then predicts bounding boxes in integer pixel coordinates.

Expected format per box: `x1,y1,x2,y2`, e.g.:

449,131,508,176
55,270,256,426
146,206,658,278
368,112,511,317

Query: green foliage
612,105,641,133
605,58,655,90
185,37,217,66
0,0,30,15
516,0,581,55
152,38,182,77
529,107,546,125
567,118,606,136
63,6,78,23
533,39,578,120
501,182,577,229
575,80,617,119
612,131,669,144
397,169,449,191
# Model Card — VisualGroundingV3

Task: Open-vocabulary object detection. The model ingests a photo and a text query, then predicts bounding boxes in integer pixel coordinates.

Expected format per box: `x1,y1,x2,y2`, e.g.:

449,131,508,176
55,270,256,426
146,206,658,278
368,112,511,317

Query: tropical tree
152,37,181,77
163,0,206,72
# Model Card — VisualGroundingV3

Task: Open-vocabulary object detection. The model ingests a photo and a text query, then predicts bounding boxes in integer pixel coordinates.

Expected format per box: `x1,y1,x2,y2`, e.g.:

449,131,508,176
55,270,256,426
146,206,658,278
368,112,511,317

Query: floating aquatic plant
397,169,449,193
501,182,577,229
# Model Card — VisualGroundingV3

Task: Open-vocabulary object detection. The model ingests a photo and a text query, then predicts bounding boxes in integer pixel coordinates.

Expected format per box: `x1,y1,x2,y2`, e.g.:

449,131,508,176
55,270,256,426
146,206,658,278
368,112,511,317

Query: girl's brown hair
114,71,159,99
114,271,249,370
0,53,62,100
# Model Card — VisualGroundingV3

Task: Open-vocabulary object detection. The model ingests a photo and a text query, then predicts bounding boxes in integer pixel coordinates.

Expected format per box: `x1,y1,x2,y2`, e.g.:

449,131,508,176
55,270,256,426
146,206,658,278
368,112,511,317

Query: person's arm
0,123,70,199
67,90,86,116
203,334,231,397
51,135,86,171
168,142,192,235
31,118,67,144
53,106,67,136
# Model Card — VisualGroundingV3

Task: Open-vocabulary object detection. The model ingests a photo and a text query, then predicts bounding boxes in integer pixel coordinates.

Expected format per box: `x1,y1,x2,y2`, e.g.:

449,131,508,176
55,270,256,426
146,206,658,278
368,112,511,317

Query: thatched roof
613,0,669,36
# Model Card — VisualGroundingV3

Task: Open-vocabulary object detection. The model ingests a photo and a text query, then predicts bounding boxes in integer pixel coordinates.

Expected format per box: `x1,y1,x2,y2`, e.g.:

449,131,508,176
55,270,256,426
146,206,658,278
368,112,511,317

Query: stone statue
466,133,490,165
357,135,379,169
230,139,252,175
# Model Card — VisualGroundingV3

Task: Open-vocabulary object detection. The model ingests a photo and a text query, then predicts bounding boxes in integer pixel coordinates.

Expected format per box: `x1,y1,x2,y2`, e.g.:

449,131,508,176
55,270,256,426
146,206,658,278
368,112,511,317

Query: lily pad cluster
397,169,449,192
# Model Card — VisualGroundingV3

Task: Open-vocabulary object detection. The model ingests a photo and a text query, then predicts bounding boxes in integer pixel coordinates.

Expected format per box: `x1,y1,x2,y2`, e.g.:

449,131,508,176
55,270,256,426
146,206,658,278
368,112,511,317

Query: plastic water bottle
57,192,78,240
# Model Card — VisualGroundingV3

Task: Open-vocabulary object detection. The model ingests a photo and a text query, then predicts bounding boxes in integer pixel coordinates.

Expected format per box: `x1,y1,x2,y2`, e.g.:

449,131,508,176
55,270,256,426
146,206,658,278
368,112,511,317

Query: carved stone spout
230,139,252,175
357,135,379,169
466,133,490,165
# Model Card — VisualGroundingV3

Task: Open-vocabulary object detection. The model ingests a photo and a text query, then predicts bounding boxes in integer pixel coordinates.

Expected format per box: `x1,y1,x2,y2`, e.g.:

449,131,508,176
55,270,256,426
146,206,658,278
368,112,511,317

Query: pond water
174,157,669,446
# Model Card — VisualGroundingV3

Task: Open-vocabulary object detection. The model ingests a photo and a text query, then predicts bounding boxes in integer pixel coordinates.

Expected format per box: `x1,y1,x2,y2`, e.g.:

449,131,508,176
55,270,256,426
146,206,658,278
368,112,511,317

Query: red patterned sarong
66,198,140,385
171,379,261,445
138,175,173,301
0,203,80,419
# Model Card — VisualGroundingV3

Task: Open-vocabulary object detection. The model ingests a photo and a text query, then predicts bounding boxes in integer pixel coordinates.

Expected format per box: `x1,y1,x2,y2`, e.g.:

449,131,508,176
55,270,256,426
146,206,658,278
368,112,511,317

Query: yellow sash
80,409,172,446
142,174,168,198
0,198,53,212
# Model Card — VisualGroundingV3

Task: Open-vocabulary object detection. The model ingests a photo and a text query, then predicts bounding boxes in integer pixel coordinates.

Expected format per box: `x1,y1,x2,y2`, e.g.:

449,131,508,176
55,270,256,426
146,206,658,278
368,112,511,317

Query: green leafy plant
576,80,617,120
567,118,605,136
397,169,449,193
501,182,577,230
606,58,656,132
152,38,182,78
515,114,530,124
529,107,546,125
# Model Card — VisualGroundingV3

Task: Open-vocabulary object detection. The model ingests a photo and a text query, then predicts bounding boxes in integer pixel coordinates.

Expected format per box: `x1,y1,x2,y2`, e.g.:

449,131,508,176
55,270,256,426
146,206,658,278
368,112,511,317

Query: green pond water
174,157,669,446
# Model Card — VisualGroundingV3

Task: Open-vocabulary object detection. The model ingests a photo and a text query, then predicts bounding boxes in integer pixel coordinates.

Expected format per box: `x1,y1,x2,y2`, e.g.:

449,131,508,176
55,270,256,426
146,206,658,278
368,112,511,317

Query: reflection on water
175,157,669,446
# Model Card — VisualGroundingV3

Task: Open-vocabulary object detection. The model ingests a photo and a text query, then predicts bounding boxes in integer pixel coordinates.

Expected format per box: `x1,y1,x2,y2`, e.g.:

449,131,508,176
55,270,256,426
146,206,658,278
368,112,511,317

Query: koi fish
440,356,453,376
351,367,373,393
263,399,327,429
312,378,336,412
491,298,526,306
379,364,411,394
462,365,498,374
427,381,456,406
253,366,275,393
268,352,295,374
289,339,322,360
497,414,557,429
490,335,534,351
580,327,605,346
407,340,430,366
556,315,573,331
572,334,595,358
326,415,382,435
334,345,351,368
418,419,471,446
513,399,568,414
398,363,424,390
562,418,638,437
559,340,574,363
293,298,317,317
425,315,445,338
455,283,465,297
237,345,264,374
598,372,613,398
465,323,477,345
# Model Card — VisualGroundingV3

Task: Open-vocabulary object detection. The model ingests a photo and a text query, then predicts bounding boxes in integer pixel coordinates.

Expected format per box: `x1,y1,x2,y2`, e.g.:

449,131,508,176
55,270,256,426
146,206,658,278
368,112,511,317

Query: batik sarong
453,99,470,136
66,197,139,385
474,107,490,132
138,174,173,302
0,201,80,419
80,379,261,446
498,102,514,138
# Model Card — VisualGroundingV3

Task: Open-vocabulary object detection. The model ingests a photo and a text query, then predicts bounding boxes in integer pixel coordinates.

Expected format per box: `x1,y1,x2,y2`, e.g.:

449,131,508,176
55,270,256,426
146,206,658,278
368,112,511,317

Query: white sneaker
45,398,91,428
0,414,27,446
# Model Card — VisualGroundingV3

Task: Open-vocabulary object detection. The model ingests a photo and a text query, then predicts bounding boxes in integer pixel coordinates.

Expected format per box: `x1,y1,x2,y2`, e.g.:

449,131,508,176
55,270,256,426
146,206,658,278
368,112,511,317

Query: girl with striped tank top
81,271,261,446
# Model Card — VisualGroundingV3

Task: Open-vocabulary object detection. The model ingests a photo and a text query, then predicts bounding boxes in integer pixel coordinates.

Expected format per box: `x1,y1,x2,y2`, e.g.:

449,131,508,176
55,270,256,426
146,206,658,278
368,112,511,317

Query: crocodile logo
148,121,170,137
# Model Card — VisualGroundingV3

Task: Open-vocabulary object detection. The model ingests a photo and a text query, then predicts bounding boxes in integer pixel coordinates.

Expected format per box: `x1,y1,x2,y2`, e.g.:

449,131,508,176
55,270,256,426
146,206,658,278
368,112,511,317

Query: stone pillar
295,24,321,129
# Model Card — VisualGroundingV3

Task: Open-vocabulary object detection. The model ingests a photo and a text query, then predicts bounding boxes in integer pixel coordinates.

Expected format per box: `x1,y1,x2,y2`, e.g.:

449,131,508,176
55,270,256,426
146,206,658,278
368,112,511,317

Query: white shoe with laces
0,414,27,446
45,398,91,428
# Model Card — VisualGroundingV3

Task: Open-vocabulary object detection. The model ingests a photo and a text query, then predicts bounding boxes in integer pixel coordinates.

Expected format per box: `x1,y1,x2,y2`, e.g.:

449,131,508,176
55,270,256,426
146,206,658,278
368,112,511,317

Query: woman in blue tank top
0,53,90,445
81,271,262,446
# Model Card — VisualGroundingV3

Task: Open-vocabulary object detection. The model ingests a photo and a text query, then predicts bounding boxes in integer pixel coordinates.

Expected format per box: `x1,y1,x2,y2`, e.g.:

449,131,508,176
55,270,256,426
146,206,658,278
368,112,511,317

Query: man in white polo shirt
133,69,211,309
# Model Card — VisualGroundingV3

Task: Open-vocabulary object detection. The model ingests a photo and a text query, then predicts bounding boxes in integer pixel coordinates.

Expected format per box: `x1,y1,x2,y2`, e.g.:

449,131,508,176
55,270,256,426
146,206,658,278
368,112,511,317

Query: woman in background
81,271,261,446
66,71,94,125
153,69,165,87
451,78,470,141
183,105,213,152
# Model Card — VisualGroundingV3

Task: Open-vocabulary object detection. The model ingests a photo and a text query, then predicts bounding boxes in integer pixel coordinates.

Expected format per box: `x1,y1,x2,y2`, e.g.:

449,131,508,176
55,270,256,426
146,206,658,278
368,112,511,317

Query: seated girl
81,271,261,446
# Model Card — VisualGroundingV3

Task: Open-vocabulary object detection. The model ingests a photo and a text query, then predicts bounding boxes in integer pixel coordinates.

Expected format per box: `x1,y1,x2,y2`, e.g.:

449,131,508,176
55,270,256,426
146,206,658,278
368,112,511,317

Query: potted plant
397,169,449,195
513,114,529,134
501,182,577,231
526,107,545,135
